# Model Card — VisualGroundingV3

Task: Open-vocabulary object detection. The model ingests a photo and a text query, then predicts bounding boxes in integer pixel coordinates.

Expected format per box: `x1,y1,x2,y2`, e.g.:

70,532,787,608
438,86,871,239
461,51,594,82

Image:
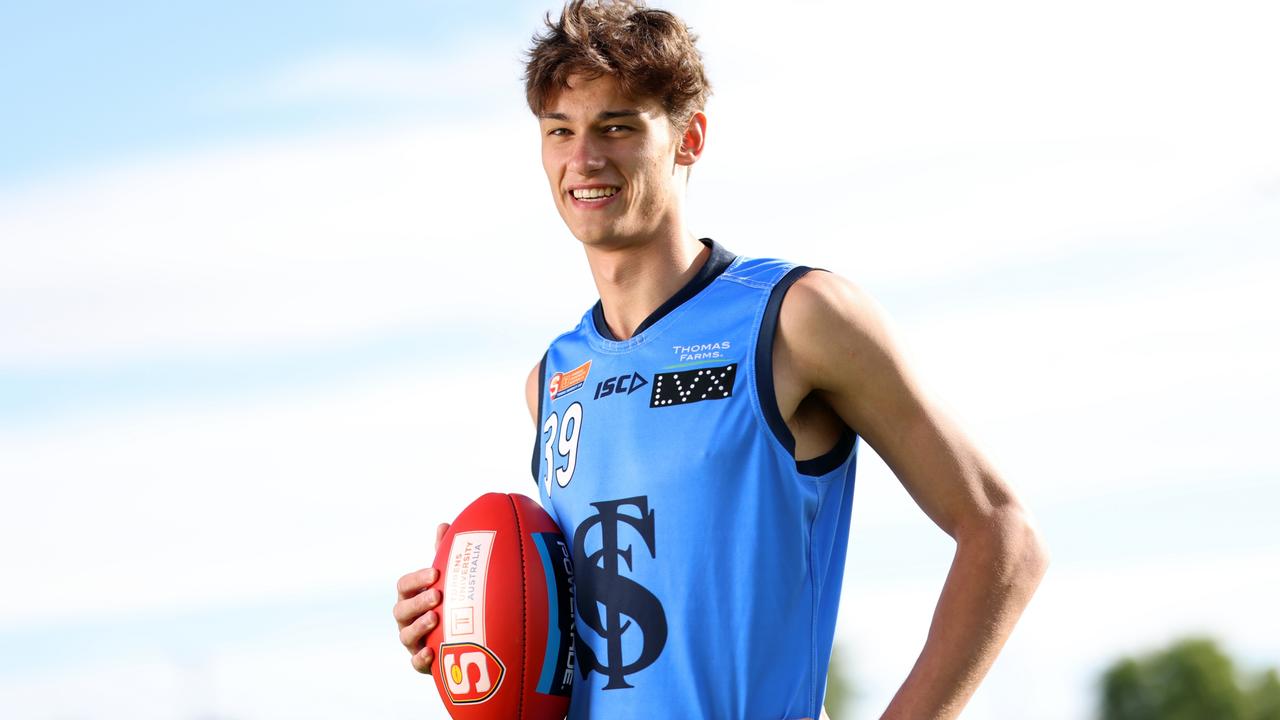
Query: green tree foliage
1099,637,1280,720
1249,668,1280,720
824,644,856,719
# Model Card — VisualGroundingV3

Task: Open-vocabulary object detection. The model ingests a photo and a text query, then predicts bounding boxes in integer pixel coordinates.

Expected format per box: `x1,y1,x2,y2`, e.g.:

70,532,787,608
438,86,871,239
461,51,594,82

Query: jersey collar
591,238,737,342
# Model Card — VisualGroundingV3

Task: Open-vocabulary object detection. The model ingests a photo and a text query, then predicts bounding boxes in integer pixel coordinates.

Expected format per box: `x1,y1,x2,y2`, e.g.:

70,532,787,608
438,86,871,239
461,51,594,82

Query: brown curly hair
524,0,712,128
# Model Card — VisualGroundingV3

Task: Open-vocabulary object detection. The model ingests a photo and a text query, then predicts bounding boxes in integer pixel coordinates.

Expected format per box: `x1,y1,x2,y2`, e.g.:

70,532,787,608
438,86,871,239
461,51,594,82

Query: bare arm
777,272,1049,719
526,360,541,425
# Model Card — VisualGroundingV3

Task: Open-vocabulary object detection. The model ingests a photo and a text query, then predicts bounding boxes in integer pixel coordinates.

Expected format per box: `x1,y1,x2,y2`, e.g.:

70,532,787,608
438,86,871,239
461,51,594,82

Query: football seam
508,493,528,719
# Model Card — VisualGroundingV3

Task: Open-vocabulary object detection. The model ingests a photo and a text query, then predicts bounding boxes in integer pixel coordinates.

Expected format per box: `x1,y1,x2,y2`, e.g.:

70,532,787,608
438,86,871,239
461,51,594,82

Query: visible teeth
572,187,618,200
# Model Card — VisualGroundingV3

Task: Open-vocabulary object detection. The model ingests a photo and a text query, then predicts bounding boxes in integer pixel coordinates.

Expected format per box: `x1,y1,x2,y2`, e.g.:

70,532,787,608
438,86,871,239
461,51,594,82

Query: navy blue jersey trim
795,426,857,476
592,238,737,340
756,266,858,476
530,351,547,484
756,265,812,456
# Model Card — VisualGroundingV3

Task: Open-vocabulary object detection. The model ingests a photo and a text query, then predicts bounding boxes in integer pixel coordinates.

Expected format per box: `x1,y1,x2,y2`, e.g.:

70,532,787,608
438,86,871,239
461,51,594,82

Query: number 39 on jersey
541,401,583,498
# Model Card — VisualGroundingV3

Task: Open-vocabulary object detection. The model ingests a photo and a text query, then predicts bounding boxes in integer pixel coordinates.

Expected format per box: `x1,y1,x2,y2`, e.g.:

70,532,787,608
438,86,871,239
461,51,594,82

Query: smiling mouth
571,187,620,201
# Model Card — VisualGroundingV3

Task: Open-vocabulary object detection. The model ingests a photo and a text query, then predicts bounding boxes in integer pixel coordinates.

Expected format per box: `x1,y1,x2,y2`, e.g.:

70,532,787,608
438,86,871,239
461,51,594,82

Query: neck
583,232,709,341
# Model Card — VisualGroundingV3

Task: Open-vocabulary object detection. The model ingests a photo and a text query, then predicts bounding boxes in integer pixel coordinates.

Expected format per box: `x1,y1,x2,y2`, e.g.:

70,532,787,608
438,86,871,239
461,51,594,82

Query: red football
428,493,575,719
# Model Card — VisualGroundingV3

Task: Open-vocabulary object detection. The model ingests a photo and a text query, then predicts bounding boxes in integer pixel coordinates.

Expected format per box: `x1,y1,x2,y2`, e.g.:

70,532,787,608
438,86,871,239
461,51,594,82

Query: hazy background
2,1,1278,718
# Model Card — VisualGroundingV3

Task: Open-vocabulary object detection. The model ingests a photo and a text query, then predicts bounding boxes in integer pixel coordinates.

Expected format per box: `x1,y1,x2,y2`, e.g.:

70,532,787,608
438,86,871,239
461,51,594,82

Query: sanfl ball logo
439,642,505,704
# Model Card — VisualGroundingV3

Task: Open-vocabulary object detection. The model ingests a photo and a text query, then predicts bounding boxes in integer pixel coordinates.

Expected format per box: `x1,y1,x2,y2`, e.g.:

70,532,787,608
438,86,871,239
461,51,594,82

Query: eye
546,127,571,137
603,125,632,134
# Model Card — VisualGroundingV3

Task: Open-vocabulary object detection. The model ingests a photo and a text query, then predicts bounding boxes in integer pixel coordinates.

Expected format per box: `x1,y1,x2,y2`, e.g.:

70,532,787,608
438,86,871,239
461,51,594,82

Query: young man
394,2,1048,718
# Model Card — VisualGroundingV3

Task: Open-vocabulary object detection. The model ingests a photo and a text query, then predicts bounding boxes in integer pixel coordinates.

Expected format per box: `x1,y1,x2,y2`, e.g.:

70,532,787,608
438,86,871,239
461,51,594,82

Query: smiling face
539,74,703,250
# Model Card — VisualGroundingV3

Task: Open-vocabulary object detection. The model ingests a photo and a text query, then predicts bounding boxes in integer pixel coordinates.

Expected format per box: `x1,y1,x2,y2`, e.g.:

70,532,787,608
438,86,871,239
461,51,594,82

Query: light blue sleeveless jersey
532,239,859,720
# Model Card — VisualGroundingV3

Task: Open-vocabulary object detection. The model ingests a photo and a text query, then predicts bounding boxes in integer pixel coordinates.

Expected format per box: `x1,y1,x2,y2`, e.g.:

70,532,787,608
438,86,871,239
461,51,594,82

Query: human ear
675,111,707,167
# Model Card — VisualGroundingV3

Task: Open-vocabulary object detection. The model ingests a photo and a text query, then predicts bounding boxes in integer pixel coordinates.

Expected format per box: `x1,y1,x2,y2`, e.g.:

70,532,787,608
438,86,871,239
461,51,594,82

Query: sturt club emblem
572,496,668,689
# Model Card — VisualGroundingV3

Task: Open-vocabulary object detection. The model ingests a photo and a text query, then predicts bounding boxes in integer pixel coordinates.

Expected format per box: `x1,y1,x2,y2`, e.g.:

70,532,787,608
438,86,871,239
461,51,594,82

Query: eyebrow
538,109,642,121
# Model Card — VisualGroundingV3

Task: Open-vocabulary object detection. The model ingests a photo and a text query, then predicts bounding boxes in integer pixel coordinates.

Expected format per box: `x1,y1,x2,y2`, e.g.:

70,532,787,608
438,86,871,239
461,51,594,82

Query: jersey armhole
754,266,858,477
529,351,548,484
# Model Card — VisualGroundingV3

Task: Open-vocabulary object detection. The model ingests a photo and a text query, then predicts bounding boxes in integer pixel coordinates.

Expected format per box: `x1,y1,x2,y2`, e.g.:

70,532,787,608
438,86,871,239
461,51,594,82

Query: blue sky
1,1,537,184
2,2,1279,719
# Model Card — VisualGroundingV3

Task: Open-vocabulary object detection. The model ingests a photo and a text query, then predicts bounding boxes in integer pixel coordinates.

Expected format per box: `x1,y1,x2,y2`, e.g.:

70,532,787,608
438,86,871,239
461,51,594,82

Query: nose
567,134,606,176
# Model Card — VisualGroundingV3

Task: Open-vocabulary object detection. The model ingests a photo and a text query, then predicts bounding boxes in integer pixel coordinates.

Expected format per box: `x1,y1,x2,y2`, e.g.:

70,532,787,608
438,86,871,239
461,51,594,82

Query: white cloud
200,46,525,111
0,118,594,368
6,0,1279,369
687,0,1280,153
0,364,539,625
0,620,452,720
834,547,1280,720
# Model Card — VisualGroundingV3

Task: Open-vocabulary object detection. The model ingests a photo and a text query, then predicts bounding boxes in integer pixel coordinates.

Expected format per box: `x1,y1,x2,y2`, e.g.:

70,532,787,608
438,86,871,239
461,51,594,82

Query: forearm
880,507,1048,720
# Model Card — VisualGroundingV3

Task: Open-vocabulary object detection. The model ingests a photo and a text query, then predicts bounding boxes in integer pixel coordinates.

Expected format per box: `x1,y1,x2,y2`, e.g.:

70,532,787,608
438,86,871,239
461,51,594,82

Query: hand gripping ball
427,493,576,719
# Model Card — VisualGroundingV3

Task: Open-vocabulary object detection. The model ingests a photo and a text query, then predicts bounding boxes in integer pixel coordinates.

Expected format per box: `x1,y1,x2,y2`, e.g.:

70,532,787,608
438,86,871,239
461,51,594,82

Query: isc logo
440,642,506,704
593,371,649,400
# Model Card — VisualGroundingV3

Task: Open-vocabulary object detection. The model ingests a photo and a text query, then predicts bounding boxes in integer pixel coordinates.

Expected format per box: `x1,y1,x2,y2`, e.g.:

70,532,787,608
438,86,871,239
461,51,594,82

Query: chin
573,232,619,249
570,222,622,247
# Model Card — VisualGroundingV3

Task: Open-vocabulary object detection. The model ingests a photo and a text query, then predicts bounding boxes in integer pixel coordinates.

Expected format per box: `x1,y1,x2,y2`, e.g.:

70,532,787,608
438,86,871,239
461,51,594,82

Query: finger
434,522,450,553
393,587,442,627
410,644,434,674
399,610,438,652
396,567,439,600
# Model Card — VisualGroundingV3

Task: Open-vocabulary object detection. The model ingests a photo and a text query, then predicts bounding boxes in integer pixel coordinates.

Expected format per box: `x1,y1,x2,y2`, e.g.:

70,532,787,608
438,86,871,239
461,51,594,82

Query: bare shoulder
775,269,909,402
778,269,881,329
525,359,542,426
779,269,1031,537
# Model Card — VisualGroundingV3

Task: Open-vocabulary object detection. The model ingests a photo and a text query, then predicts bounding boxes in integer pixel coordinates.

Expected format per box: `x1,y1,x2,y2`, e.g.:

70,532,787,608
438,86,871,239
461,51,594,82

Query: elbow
1009,510,1050,588
959,504,1050,590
